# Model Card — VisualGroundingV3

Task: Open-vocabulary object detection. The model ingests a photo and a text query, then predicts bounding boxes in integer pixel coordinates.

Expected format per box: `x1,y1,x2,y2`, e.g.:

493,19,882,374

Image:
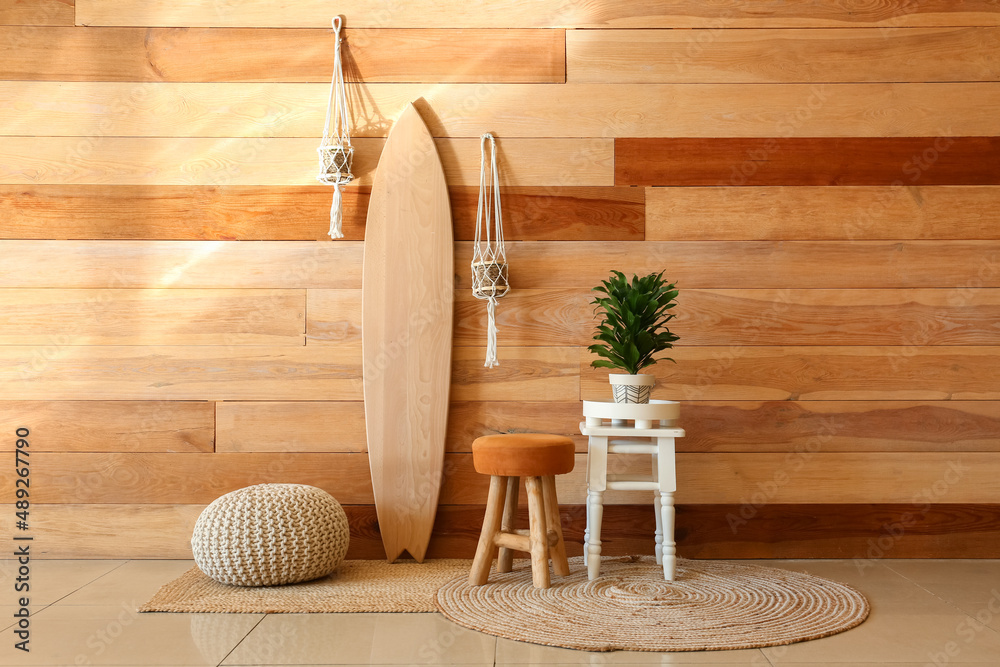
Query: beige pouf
192,484,350,587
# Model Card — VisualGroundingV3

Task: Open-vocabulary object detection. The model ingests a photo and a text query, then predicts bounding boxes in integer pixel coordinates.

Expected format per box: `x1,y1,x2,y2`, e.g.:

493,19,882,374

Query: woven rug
435,555,869,652
140,559,469,613
143,556,868,653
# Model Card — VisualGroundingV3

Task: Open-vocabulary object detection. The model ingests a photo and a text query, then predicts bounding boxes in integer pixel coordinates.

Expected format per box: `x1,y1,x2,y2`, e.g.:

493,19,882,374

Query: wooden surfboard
362,103,454,563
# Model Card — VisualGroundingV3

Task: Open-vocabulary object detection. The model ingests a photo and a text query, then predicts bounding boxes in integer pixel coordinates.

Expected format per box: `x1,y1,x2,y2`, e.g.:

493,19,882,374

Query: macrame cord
471,133,509,368
317,16,353,240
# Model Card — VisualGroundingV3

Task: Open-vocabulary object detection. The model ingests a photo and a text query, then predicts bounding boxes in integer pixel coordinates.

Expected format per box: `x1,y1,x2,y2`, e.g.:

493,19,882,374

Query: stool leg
653,491,664,565
652,450,663,565
541,475,570,577
660,490,676,581
469,475,508,586
497,476,519,573
525,476,551,589
586,488,604,580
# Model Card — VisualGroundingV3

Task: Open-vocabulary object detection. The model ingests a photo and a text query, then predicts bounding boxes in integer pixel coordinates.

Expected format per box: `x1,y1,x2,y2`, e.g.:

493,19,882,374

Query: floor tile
744,559,956,612
56,560,194,606
1,606,38,632
762,604,1000,664
0,610,261,666
495,638,769,664
496,664,771,667
33,602,150,620
0,559,126,606
223,612,496,665
884,560,1000,631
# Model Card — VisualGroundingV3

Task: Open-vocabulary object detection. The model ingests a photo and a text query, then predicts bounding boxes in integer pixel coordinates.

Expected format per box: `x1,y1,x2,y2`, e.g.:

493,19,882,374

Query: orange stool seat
472,433,575,477
469,433,575,589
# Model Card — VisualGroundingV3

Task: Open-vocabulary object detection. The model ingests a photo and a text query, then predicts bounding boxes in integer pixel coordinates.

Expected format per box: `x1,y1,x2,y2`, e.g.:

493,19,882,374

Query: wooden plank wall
3,0,1000,560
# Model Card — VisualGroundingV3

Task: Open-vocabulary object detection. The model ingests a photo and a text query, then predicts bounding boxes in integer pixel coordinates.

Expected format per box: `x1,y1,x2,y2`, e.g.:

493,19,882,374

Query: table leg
653,491,664,565
586,488,604,580
660,490,676,581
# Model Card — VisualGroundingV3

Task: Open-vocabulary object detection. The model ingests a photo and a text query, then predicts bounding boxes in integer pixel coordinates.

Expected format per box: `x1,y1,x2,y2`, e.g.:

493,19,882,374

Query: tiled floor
1,558,999,666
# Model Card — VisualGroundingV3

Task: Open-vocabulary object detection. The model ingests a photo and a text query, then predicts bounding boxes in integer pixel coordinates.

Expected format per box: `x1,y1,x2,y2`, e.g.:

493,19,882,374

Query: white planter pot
608,373,655,404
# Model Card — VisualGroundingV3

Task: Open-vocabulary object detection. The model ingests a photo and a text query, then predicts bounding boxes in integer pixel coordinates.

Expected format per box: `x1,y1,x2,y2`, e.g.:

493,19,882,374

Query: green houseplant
589,270,679,403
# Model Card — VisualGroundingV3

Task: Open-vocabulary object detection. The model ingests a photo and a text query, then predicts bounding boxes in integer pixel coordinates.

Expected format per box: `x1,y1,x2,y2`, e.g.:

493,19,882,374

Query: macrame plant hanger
317,16,353,240
471,133,509,368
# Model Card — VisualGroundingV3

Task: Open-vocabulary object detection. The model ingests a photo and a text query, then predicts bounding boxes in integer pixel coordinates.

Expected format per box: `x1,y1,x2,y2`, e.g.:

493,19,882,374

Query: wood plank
0,185,641,241
24,504,393,560
0,288,305,345
25,503,1000,559
28,504,204,558
442,451,1000,505
455,241,1000,290
306,289,361,346
0,185,371,241
450,346,580,402
0,401,214,452
0,27,563,82
0,345,620,402
448,399,1000,454
616,137,1000,187
218,400,589,454
7,82,1000,139
0,346,362,401
449,186,643,241
675,289,1000,346
215,399,1000,456
647,186,1000,241
459,288,1000,347
0,241,362,288
453,289,592,348
216,401,366,453
441,503,1000,560
312,287,1000,348
568,28,1000,84
16,451,1000,506
580,346,1000,401
12,453,374,504
0,137,612,187
680,401,1000,453
452,398,1000,454
75,1,1000,28
674,503,1000,560
446,401,587,452
581,452,1000,505
0,0,72,25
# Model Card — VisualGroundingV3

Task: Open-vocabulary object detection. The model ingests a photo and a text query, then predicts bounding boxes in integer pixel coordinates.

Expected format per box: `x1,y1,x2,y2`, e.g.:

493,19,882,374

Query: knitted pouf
192,484,350,587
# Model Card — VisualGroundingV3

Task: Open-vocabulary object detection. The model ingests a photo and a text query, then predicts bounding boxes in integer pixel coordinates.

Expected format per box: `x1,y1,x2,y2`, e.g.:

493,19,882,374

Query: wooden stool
469,433,575,588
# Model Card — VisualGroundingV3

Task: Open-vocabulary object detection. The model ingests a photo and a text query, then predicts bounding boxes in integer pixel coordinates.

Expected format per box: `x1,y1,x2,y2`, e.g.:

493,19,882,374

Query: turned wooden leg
661,490,676,581
653,491,664,565
469,475,507,586
586,488,605,580
497,476,520,573
525,475,551,589
541,475,570,577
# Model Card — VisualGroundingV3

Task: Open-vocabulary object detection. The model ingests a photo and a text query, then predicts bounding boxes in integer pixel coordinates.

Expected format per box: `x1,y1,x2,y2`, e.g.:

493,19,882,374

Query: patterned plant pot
608,373,655,404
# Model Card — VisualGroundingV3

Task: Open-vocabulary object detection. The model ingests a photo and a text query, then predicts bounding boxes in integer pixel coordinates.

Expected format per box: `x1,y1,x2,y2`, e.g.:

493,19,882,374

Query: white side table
580,400,685,581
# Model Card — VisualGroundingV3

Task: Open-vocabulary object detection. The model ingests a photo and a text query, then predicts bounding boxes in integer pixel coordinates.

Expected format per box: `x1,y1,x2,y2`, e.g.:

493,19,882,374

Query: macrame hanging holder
317,15,354,240
471,133,509,368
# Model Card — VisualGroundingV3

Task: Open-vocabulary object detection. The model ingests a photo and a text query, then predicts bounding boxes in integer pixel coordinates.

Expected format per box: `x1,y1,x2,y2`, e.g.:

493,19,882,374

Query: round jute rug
435,555,869,652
